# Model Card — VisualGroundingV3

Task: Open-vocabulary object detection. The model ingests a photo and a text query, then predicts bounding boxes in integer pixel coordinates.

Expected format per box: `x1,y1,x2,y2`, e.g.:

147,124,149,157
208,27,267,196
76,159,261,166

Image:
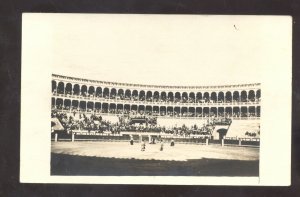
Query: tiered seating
225,120,260,138
157,117,207,127
100,115,119,123
51,117,64,130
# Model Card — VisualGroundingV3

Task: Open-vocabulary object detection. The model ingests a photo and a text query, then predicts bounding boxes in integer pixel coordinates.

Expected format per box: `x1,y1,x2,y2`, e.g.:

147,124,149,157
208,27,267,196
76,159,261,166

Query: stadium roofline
52,73,261,90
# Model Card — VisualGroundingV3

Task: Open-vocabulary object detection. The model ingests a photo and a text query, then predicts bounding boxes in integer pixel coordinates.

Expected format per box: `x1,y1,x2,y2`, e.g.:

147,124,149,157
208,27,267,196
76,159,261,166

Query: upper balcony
52,74,261,107
52,92,260,107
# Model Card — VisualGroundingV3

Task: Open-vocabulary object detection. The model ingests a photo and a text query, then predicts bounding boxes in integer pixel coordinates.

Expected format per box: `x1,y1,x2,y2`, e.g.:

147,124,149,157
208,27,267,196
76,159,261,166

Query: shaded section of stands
226,120,260,138
51,118,64,131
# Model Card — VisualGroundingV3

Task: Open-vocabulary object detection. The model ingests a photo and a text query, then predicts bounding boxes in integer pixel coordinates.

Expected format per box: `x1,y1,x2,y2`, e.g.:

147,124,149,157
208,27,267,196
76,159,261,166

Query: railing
52,108,260,120
51,132,260,147
52,93,261,106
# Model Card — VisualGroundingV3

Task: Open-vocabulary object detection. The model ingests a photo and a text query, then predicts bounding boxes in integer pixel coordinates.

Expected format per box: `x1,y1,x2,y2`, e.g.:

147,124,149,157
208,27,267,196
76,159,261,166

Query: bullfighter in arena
130,135,134,145
141,140,146,151
160,140,164,151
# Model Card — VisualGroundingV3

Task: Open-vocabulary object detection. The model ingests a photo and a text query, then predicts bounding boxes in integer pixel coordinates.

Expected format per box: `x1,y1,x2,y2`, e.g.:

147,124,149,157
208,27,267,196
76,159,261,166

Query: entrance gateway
211,118,232,140
139,134,160,144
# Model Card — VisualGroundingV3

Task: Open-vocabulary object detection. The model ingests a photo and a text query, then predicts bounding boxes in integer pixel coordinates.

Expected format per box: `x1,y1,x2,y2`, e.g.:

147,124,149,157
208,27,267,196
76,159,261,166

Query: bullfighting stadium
51,74,260,176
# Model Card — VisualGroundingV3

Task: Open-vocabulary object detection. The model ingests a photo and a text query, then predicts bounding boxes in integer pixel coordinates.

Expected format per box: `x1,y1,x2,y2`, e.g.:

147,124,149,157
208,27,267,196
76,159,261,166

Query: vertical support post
79,85,81,97
71,84,73,95
148,135,151,143
109,89,110,100
92,102,95,113
180,106,181,118
78,100,81,112
158,105,160,116
221,139,224,147
55,133,58,142
239,138,242,146
108,103,110,114
70,100,72,113
72,133,75,142
55,81,58,94
206,138,209,146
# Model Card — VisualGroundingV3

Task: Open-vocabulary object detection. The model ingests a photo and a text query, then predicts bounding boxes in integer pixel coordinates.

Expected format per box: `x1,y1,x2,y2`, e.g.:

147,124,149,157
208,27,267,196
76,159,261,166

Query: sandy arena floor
51,141,259,161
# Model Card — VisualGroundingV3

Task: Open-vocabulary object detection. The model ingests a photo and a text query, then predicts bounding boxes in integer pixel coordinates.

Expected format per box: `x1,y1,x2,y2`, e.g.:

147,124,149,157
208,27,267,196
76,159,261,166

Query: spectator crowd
51,110,217,136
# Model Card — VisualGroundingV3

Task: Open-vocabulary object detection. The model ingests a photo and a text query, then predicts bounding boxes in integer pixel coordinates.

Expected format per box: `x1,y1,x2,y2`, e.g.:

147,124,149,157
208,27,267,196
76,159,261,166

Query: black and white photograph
20,14,291,185
50,77,261,176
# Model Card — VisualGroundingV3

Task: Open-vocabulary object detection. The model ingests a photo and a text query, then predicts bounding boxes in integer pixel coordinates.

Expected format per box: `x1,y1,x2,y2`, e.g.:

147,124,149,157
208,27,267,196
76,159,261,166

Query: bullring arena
51,74,260,176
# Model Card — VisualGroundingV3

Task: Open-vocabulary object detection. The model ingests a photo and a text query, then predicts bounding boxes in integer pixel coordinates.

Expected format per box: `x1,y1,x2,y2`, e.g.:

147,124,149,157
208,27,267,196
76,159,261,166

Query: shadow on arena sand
51,153,259,176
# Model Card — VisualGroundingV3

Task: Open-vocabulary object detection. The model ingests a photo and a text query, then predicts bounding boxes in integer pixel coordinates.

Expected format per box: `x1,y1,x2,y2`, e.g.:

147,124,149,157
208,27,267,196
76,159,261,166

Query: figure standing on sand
160,140,164,151
130,135,134,145
141,139,146,151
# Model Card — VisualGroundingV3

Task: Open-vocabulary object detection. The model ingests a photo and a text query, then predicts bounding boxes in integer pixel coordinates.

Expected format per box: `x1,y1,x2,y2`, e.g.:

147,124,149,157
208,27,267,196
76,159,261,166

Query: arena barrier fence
51,132,260,147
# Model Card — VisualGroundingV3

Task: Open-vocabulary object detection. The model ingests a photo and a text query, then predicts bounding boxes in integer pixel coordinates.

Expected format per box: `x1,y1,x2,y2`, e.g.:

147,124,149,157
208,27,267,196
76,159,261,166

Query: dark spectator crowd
52,110,120,133
244,126,260,137
163,124,213,136
245,131,258,137
51,110,217,136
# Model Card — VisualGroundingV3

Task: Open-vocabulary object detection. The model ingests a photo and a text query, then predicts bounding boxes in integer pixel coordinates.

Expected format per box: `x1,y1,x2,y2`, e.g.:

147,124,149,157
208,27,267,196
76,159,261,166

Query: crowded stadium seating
51,74,261,139
225,119,260,138
51,117,64,131
157,117,207,128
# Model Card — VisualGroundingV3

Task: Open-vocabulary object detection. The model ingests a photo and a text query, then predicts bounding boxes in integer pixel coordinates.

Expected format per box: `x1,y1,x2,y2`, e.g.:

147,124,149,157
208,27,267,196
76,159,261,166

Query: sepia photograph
20,14,291,185
50,76,260,176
